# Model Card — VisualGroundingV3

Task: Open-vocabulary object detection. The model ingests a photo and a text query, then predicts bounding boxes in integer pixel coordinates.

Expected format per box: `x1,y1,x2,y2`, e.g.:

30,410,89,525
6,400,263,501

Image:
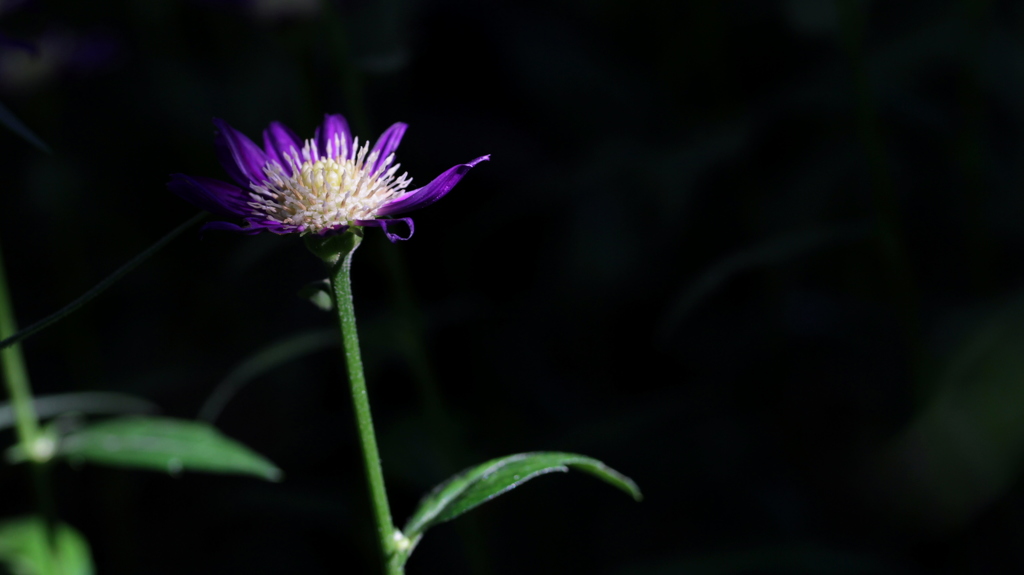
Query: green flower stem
0,238,57,573
320,233,403,575
31,462,59,568
0,237,41,452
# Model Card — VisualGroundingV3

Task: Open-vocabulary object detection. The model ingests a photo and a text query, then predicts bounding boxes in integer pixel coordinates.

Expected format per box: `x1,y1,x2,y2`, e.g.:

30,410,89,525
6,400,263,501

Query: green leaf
297,280,333,311
404,451,641,538
56,416,282,481
0,516,93,575
197,328,336,423
658,223,870,342
0,392,159,432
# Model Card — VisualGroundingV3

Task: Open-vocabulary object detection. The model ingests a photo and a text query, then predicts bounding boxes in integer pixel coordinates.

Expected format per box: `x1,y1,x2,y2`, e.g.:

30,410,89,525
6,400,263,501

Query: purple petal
167,174,251,218
356,218,415,242
213,118,270,186
376,155,490,216
262,122,302,175
370,122,407,175
316,223,350,236
314,114,352,160
247,217,296,234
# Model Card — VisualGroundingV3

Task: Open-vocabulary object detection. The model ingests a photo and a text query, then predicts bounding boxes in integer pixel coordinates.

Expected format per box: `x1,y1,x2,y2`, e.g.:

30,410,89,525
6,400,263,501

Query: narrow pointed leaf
0,100,50,153
0,516,93,575
297,280,334,312
0,392,158,431
197,328,336,423
56,416,281,481
0,212,206,351
404,451,641,538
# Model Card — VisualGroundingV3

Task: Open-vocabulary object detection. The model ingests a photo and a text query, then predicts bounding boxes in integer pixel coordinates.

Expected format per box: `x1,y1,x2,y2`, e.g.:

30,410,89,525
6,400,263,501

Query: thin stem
0,236,41,450
31,462,59,568
326,233,403,575
0,237,57,573
0,212,206,351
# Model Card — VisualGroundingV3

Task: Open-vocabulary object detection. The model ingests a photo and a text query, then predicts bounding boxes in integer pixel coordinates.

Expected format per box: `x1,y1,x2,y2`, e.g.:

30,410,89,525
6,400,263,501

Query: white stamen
247,136,412,234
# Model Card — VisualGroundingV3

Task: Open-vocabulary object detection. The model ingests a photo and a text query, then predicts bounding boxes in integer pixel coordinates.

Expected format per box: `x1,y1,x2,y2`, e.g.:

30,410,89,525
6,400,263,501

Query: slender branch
0,236,40,449
31,462,58,570
197,328,337,423
0,212,206,350
0,236,56,573
324,232,403,575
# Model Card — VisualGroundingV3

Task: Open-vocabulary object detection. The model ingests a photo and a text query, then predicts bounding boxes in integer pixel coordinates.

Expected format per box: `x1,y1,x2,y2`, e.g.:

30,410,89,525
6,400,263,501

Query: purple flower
168,114,489,242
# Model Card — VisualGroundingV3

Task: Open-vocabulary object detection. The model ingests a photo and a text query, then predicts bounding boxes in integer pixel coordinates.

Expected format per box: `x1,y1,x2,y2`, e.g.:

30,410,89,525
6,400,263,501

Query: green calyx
304,229,363,264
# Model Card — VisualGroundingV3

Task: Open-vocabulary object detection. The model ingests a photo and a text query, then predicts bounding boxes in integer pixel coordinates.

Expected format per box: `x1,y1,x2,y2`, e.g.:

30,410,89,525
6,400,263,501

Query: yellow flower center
247,136,412,234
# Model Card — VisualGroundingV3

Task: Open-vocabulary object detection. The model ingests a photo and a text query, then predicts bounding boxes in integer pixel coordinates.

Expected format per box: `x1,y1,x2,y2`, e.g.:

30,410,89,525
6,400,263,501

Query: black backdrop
2,0,1024,573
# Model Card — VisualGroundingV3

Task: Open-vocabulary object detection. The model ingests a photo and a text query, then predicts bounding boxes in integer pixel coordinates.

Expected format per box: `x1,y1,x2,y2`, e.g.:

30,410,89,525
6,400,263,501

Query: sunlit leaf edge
55,416,282,482
403,451,641,538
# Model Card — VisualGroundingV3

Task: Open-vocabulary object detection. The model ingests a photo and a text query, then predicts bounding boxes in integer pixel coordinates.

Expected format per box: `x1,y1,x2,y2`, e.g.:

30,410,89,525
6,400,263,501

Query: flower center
246,136,412,234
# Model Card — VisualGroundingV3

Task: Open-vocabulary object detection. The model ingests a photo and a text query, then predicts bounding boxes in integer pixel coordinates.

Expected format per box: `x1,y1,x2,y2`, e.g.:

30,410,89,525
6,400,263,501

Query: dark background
2,0,1024,573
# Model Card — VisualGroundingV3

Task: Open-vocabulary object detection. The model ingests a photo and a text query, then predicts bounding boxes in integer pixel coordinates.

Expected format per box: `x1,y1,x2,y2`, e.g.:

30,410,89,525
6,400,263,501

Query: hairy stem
325,232,403,575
